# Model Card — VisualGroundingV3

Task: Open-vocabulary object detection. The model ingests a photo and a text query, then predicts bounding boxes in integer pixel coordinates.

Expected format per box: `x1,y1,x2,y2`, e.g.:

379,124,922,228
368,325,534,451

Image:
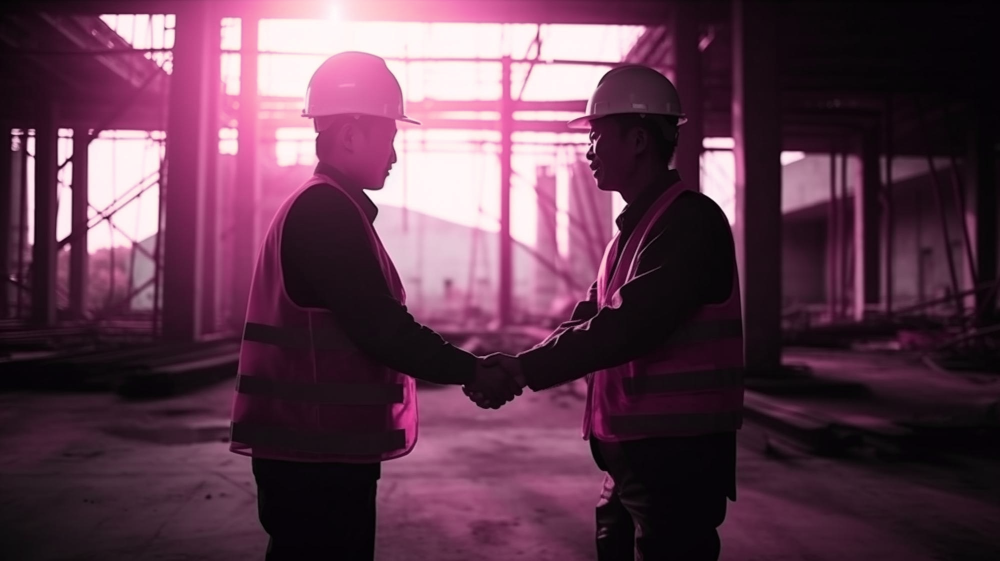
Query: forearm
285,187,477,386
330,293,478,385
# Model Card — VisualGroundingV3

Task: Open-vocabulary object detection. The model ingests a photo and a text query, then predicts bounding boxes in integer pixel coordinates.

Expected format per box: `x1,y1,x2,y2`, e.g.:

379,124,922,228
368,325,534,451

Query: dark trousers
592,434,735,561
252,458,381,561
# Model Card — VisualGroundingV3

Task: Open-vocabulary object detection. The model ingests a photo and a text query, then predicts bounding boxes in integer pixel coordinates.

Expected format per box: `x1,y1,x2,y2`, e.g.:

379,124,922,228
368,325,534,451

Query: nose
390,146,398,166
586,145,595,161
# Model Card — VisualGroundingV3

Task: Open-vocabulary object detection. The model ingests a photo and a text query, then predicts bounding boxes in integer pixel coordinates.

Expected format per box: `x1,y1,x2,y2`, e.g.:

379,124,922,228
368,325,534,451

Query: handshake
461,353,526,409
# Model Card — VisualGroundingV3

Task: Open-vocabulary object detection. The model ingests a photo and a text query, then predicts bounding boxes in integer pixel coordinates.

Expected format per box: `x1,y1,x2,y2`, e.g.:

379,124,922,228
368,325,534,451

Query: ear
338,121,358,154
633,126,650,156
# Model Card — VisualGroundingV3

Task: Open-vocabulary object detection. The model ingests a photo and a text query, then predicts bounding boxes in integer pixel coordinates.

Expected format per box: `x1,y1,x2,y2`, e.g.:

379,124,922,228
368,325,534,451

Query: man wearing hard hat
228,51,524,560
469,65,743,560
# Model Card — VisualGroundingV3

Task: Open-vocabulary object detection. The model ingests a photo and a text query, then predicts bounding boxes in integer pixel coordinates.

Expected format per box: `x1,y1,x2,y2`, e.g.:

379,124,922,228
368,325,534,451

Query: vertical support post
839,150,850,318
670,0,703,192
0,127,11,318
498,55,513,326
883,95,894,316
200,23,221,335
969,95,997,323
32,106,58,327
854,130,881,321
732,0,782,375
69,128,90,319
162,4,217,342
827,151,839,321
14,131,27,318
231,14,259,331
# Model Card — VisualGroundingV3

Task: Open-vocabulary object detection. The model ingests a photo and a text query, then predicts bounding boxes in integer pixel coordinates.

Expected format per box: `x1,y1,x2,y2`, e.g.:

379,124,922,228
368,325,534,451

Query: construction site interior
1,1,998,560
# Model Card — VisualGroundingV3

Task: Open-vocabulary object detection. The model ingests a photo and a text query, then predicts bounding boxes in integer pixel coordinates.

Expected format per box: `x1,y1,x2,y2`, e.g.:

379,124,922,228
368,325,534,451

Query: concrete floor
1,370,999,560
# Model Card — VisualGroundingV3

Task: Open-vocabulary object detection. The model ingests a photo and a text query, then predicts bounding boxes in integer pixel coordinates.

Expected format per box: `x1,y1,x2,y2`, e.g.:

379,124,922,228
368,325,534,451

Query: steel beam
0,127,11,318
827,152,840,320
853,128,881,321
31,104,58,327
256,96,587,114
69,128,89,318
231,15,260,332
498,55,513,326
10,132,27,318
670,0,703,192
161,3,218,341
200,23,221,335
9,1,675,25
732,0,781,375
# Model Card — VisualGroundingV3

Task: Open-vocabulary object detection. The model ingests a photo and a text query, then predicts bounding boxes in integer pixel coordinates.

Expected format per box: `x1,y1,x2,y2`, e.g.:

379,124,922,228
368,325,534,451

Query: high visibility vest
229,174,417,463
583,183,745,442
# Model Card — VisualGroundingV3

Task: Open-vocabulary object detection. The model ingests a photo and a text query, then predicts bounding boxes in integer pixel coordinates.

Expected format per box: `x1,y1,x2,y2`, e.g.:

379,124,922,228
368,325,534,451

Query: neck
619,161,672,204
317,159,363,191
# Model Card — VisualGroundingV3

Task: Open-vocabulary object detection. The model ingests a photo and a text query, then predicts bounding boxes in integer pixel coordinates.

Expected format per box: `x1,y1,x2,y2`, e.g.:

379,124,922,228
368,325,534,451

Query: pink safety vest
229,173,417,463
583,183,745,442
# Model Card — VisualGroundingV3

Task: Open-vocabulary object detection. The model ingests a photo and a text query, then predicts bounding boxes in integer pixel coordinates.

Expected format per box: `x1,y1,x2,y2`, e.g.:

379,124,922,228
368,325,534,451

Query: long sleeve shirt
518,169,737,391
278,162,478,386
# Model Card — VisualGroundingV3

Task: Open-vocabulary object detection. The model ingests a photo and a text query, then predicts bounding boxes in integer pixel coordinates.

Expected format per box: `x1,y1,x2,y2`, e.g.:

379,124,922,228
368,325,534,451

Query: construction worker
466,64,744,560
228,51,524,561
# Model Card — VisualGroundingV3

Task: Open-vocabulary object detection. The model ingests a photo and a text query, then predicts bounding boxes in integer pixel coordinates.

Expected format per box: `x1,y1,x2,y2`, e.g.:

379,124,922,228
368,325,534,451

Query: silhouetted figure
229,51,521,561
469,65,743,561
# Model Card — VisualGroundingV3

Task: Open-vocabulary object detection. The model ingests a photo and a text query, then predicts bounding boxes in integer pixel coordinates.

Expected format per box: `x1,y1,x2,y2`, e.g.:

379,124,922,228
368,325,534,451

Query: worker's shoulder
292,182,355,209
657,189,729,231
287,183,361,220
284,183,366,236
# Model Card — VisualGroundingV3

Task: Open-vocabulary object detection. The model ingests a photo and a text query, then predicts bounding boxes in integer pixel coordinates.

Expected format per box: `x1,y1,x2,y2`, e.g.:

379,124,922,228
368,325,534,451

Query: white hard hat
303,51,420,132
568,64,686,129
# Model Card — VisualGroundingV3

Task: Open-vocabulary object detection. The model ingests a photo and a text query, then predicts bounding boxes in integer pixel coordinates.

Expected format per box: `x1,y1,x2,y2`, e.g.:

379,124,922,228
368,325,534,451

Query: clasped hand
461,353,523,409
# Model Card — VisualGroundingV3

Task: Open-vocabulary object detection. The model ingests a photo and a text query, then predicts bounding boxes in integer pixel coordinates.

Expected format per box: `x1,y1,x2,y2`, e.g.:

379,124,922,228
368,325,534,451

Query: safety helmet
567,64,686,129
303,51,420,132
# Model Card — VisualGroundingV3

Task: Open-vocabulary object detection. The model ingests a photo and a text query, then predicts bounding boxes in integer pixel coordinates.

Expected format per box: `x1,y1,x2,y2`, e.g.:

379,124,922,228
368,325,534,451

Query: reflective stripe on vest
235,374,404,405
243,322,358,353
231,423,406,456
623,367,744,396
660,318,743,346
606,410,743,438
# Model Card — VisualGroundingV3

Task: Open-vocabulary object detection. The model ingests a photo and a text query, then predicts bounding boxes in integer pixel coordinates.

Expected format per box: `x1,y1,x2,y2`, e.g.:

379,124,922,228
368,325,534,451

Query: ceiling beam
4,0,675,24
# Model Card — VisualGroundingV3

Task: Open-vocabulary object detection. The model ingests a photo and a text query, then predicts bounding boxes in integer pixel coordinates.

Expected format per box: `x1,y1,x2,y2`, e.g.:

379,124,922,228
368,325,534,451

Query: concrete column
162,4,218,342
9,132,27,318
882,96,895,315
31,106,58,327
968,96,997,322
69,128,89,319
732,0,782,374
200,30,221,335
499,55,513,326
670,0,703,192
0,128,11,318
854,130,881,321
827,152,840,320
231,15,259,331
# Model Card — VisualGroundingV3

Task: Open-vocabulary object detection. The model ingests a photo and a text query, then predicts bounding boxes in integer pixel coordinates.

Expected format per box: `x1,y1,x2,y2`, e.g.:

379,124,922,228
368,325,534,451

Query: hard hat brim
567,112,688,129
567,114,598,129
304,112,422,127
